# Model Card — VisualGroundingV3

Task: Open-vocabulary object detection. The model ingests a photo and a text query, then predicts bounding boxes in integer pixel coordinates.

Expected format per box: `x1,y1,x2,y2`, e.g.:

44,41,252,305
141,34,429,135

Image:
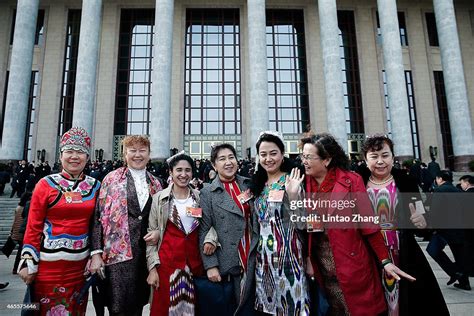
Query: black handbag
194,276,236,315
1,235,16,257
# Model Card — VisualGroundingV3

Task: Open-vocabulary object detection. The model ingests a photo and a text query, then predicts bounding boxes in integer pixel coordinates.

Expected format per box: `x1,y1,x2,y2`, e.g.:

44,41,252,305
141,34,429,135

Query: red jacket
310,168,387,316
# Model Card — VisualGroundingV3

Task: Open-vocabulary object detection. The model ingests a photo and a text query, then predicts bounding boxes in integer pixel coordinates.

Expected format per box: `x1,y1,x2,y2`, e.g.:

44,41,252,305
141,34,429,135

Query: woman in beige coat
146,153,217,315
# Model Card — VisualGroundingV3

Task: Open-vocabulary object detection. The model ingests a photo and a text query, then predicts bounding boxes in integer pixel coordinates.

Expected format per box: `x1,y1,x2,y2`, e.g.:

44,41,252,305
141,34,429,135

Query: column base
454,155,474,172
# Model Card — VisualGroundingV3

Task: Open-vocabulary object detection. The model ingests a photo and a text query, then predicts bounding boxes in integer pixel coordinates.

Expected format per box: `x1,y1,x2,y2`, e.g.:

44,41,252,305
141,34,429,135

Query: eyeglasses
299,154,322,161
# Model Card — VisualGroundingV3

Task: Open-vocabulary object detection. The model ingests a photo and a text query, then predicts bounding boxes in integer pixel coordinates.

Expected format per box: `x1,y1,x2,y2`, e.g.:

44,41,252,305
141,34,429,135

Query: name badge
186,207,202,218
64,191,83,204
307,219,324,233
237,190,253,204
268,190,284,203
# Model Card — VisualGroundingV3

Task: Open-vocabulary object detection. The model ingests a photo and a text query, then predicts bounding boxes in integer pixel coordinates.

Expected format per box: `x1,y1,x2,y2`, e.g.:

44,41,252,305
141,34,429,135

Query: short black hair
436,170,453,182
210,143,237,164
361,134,394,159
460,175,474,185
168,153,195,174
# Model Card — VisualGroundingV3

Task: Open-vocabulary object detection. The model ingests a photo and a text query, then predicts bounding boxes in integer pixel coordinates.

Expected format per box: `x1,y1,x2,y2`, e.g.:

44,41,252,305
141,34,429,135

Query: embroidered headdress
59,127,91,155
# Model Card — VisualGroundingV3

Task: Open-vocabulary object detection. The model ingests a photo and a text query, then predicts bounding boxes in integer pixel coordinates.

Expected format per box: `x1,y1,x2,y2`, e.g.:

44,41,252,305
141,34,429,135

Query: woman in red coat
301,133,414,316
18,127,100,315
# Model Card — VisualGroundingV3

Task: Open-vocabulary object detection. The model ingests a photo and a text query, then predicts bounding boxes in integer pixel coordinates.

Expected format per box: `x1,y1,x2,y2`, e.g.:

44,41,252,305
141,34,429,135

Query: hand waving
285,167,304,201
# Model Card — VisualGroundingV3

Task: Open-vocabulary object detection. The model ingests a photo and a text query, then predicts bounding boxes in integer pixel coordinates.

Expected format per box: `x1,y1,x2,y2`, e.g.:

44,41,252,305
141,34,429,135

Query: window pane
114,9,154,136
184,9,241,135
58,10,81,136
266,10,309,134
339,10,364,134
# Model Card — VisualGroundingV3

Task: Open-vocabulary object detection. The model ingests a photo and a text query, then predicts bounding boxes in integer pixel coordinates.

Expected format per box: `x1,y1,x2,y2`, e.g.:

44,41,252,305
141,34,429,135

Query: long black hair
250,133,295,196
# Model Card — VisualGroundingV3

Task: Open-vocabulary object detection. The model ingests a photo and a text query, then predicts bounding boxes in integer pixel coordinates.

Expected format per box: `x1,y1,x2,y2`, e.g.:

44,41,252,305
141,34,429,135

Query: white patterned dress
254,175,310,315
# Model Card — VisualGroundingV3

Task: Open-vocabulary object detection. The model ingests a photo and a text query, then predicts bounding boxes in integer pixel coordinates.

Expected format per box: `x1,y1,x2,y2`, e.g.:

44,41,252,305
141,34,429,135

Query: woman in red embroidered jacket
18,127,100,316
89,135,162,316
301,133,415,316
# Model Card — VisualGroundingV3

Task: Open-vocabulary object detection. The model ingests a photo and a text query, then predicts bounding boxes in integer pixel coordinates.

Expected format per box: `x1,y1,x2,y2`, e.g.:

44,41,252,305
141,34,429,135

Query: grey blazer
199,175,259,311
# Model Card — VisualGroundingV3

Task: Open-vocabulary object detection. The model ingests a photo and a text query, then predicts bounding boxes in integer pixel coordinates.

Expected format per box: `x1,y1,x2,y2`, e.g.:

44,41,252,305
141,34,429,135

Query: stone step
0,199,20,247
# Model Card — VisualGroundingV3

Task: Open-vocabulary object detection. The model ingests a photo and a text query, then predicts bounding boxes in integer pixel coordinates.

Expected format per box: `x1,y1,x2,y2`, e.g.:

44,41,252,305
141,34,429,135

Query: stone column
0,0,39,160
72,0,103,136
377,0,413,161
150,0,174,160
318,0,347,152
434,0,474,171
247,0,268,154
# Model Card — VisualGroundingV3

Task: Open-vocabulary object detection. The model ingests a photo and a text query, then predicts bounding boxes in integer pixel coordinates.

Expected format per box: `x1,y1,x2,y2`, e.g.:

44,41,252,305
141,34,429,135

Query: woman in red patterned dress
18,127,100,315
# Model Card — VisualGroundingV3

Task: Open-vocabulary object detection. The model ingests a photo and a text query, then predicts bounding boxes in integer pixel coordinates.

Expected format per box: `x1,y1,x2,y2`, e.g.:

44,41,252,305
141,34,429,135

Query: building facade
0,0,473,170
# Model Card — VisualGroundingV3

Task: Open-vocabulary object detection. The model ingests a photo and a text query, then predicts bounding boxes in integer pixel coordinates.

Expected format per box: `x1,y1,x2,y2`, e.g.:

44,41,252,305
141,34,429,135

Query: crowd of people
5,126,473,316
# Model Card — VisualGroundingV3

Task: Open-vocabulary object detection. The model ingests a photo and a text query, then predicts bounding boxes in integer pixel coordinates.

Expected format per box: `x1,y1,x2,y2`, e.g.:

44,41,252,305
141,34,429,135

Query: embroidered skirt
34,259,88,316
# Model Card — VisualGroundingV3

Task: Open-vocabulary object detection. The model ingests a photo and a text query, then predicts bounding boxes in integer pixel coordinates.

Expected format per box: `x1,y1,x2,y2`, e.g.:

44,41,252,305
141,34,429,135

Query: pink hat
59,127,91,155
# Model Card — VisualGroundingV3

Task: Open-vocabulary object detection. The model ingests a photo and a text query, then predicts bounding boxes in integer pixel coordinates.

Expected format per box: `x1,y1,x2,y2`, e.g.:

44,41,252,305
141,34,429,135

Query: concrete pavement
1,242,473,315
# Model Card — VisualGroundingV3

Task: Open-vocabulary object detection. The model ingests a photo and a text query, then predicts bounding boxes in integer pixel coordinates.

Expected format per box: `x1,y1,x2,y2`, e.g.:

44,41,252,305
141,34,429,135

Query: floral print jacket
92,167,162,265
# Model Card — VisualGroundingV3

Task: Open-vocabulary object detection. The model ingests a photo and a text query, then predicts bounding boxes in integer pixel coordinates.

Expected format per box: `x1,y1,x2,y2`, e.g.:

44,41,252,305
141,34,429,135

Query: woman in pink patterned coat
90,135,162,316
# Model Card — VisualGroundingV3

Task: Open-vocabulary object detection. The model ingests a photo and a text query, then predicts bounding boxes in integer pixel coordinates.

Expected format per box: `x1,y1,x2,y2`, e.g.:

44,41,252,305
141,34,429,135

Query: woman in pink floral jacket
90,135,162,316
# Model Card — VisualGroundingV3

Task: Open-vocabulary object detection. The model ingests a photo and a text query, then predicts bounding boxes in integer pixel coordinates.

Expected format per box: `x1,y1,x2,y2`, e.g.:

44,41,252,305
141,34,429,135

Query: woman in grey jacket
199,143,259,315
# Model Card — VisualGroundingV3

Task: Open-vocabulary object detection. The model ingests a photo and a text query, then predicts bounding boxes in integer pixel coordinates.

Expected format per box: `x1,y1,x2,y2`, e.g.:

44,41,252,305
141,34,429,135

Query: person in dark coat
0,165,11,195
427,157,441,180
427,170,471,291
459,175,474,278
360,134,449,315
409,159,422,188
419,163,434,192
10,160,30,198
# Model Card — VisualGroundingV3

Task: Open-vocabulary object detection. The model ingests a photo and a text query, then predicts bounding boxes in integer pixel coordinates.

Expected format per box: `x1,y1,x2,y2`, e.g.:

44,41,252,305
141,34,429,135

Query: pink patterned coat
92,167,162,265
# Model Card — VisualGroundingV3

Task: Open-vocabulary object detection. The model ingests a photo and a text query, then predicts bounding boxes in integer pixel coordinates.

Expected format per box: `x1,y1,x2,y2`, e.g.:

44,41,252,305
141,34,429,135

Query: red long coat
310,169,387,316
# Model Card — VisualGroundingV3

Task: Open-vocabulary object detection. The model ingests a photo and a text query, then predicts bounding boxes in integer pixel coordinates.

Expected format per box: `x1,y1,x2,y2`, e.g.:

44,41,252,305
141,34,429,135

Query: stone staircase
0,193,20,251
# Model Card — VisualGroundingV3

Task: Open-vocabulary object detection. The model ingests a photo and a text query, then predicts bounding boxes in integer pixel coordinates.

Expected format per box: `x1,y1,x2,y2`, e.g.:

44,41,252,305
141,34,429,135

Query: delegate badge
268,189,284,203
64,191,83,204
237,190,253,204
186,207,202,218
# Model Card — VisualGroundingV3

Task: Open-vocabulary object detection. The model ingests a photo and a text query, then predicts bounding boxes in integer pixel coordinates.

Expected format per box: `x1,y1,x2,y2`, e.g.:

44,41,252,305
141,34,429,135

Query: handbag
194,276,236,315
1,235,16,257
